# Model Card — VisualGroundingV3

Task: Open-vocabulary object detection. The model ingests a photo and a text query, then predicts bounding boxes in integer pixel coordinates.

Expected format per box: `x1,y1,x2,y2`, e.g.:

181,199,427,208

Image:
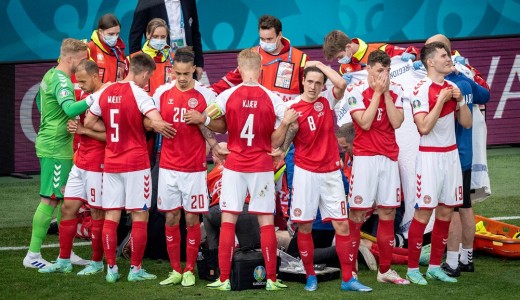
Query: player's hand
401,52,416,61
452,86,464,102
212,143,230,162
268,147,286,162
151,119,176,139
304,61,322,69
438,87,454,103
184,110,205,124
342,72,353,84
282,108,298,125
413,61,424,70
67,119,79,134
372,71,389,94
196,67,204,81
454,56,466,65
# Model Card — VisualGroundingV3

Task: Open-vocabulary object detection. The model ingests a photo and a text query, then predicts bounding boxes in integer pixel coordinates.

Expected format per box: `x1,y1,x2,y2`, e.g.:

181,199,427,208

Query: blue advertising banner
1,0,519,62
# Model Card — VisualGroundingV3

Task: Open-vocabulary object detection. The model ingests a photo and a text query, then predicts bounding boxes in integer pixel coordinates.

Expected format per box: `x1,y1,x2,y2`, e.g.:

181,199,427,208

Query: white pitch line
0,241,91,251
490,216,520,221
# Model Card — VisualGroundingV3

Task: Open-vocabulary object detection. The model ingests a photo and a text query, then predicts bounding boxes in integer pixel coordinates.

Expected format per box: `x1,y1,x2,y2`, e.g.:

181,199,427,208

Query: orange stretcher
474,215,520,258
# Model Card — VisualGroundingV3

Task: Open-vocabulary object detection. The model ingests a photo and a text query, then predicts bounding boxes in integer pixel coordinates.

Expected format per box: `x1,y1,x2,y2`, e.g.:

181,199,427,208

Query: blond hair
237,49,261,72
60,38,88,57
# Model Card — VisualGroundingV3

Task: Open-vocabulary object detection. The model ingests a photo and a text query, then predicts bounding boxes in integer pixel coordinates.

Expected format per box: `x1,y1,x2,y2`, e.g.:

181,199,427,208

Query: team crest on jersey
347,96,356,105
59,89,70,98
293,208,302,217
188,98,198,108
423,195,432,205
313,102,323,112
97,53,104,61
354,195,363,205
412,99,421,109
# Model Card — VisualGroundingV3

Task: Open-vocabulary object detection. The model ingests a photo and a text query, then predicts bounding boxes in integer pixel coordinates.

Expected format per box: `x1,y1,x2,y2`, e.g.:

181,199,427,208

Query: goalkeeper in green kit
23,38,97,269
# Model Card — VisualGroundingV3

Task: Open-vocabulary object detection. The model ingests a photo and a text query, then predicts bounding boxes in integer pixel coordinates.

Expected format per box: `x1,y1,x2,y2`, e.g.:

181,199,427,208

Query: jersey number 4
110,109,119,142
240,114,255,146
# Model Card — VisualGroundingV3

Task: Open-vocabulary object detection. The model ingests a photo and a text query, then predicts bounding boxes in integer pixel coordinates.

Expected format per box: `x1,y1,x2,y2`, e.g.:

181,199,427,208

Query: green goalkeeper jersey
35,68,76,159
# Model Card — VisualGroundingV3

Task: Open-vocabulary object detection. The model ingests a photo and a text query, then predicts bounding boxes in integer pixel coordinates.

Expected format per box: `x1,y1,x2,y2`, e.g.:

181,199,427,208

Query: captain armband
206,103,223,120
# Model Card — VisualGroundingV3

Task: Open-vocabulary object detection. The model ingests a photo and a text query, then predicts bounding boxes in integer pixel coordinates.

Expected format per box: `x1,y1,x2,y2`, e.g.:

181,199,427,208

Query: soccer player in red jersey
345,50,409,285
84,53,175,283
405,42,471,285
39,59,108,275
189,49,297,291
152,47,219,287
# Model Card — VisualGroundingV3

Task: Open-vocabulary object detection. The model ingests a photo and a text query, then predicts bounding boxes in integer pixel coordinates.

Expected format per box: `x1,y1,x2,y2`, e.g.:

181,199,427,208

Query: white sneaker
23,251,50,269
358,243,378,271
70,251,90,266
377,269,410,285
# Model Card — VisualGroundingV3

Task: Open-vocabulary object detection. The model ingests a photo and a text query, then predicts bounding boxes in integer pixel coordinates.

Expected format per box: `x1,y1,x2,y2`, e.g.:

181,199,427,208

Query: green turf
1,147,520,299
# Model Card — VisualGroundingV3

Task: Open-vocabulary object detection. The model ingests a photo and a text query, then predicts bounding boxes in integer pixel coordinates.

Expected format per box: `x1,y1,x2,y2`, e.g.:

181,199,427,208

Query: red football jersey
411,77,458,151
75,86,109,172
89,81,157,173
215,83,286,172
153,81,216,172
346,79,404,161
287,89,342,173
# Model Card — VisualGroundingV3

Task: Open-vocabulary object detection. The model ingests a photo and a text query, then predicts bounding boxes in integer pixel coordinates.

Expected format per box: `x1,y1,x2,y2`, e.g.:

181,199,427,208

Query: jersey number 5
240,114,255,146
110,109,119,142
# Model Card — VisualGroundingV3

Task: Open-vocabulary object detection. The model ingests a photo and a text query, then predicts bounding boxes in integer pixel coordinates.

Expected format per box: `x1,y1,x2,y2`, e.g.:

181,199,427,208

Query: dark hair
420,41,450,70
303,66,327,84
336,122,355,143
130,53,156,74
367,50,391,67
258,15,282,35
323,30,351,60
97,13,121,30
76,59,99,75
174,46,195,64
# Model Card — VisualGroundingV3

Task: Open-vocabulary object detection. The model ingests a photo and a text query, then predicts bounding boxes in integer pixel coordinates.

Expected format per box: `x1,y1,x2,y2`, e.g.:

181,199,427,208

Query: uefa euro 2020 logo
253,266,266,284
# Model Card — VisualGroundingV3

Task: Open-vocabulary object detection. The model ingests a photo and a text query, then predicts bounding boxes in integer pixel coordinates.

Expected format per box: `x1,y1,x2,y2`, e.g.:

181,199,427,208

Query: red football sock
59,218,78,259
165,224,181,272
90,218,104,262
377,219,395,274
429,218,451,266
297,231,315,277
185,223,201,273
102,220,119,266
130,221,148,267
218,222,236,281
407,218,427,269
348,219,362,273
260,225,278,282
335,233,353,282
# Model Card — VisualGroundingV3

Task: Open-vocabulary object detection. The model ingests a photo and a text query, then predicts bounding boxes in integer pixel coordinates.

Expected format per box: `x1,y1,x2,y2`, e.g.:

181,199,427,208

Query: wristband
457,101,466,108
204,116,211,126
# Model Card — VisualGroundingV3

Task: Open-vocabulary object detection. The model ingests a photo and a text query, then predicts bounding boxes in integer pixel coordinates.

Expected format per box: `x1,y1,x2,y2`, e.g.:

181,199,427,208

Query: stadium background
1,0,519,174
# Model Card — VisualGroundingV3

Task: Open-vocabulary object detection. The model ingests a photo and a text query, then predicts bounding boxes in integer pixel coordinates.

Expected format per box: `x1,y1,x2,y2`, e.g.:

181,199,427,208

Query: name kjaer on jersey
243,100,258,108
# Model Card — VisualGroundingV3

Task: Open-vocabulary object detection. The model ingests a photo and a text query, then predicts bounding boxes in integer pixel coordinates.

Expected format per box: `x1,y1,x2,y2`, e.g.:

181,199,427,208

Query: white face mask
338,53,351,64
260,39,278,53
103,34,118,47
149,38,167,50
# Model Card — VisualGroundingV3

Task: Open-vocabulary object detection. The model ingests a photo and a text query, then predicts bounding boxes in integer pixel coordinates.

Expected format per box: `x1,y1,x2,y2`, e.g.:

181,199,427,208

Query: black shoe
441,262,461,277
459,261,474,272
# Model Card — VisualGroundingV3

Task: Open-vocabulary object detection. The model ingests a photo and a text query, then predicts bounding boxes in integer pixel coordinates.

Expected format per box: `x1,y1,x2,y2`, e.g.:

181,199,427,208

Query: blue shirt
446,72,490,171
